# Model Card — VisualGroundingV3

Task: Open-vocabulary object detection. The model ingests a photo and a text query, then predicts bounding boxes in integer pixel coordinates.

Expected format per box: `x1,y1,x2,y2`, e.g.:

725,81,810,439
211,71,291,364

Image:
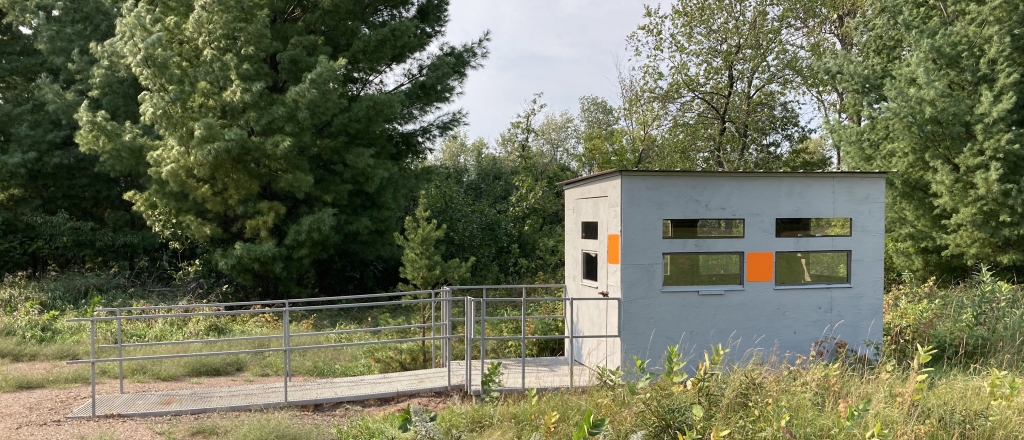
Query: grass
78,433,118,440
884,266,1024,369
0,360,91,392
0,337,86,362
3,270,1024,439
0,274,569,392
157,412,332,440
341,348,1023,439
143,349,1024,440
0,273,566,391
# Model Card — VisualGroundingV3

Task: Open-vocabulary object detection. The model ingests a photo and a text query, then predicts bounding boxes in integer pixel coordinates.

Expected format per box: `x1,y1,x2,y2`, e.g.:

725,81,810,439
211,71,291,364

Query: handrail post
446,288,450,368
479,297,485,395
521,287,527,391
617,297,623,368
431,290,436,368
90,317,96,418
116,308,123,394
444,289,451,368
283,302,290,403
481,288,487,364
568,297,574,390
444,289,452,390
464,297,473,393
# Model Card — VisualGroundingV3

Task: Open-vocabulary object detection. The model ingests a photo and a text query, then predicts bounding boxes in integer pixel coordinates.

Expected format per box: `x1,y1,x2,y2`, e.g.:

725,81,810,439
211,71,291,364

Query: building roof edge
558,169,890,187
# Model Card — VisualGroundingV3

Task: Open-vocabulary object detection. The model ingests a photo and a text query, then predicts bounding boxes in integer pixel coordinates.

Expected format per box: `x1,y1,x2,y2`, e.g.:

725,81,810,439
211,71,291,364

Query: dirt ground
0,370,456,440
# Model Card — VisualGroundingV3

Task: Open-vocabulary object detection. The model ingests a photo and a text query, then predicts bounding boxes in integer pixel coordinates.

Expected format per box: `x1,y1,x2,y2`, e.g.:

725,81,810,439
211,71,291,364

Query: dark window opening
776,251,851,285
663,219,744,239
582,252,598,282
776,218,852,237
582,222,599,240
663,253,743,286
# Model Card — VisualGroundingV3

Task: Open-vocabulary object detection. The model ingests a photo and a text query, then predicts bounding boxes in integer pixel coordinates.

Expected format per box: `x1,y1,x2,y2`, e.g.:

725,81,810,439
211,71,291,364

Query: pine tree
0,1,156,274
832,0,1024,277
75,0,489,294
395,198,473,291
394,196,472,367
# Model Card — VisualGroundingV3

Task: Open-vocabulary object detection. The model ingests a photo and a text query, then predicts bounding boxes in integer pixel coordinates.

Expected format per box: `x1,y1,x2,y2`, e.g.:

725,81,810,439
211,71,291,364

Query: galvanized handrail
68,284,621,418
91,290,442,313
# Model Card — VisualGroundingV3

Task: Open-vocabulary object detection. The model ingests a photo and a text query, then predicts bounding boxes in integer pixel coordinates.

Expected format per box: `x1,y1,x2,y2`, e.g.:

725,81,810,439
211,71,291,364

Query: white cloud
446,0,661,141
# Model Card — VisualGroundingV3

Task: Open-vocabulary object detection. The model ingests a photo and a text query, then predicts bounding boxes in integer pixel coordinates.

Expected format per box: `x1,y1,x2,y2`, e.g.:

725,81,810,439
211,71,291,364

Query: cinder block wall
564,175,622,369
616,173,885,364
563,171,886,369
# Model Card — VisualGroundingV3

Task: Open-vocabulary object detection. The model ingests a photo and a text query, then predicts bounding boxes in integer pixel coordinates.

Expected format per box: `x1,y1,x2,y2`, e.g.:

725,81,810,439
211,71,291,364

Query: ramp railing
66,285,620,418
450,285,621,394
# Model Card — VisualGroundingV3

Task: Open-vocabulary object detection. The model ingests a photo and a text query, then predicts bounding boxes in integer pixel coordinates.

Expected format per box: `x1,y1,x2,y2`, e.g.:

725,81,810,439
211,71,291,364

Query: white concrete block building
561,170,886,368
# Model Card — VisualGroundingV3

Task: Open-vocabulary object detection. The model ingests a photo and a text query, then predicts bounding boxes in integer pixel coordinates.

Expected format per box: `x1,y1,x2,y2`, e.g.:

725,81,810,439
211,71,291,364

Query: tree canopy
2,0,1022,291
0,0,156,274
626,0,808,170
74,0,488,294
833,0,1024,278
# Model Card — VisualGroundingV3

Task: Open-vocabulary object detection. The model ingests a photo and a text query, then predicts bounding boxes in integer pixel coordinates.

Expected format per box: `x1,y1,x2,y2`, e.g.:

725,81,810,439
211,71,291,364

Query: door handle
598,291,609,297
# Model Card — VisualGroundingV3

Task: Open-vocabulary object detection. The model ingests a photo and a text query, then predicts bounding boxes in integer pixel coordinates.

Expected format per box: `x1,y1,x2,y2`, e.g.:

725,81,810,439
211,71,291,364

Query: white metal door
572,197,609,367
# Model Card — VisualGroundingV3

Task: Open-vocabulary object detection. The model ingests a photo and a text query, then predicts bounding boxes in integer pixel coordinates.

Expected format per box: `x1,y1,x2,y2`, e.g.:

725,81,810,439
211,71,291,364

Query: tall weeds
885,266,1024,369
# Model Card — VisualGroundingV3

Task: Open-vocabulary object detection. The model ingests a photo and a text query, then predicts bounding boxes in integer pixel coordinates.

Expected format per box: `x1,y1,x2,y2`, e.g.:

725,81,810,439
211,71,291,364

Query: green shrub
885,267,1024,368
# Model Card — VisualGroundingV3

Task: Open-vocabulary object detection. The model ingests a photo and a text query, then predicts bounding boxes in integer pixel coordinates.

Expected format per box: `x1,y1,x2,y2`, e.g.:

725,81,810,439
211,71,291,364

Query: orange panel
607,234,620,265
746,252,773,282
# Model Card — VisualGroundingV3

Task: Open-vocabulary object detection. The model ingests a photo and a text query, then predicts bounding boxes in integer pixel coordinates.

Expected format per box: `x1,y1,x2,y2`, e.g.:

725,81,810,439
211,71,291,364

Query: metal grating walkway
67,357,593,418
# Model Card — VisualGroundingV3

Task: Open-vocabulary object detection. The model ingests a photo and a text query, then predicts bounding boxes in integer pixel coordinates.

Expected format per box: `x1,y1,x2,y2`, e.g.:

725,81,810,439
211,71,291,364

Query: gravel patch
0,366,457,440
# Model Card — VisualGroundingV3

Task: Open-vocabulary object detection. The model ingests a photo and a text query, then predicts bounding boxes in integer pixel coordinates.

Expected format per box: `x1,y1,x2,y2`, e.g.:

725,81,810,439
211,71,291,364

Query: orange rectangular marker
746,252,773,282
607,234,620,265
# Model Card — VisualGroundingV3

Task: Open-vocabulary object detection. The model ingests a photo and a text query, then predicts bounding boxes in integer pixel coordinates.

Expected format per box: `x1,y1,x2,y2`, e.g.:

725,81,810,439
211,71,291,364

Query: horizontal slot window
776,251,850,286
583,252,598,282
776,218,852,237
663,253,743,287
582,221,599,240
662,219,744,239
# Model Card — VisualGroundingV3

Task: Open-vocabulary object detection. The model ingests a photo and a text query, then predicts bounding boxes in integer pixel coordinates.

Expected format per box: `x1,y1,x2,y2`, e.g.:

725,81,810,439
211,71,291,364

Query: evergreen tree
395,197,473,291
75,0,488,294
0,0,156,274
832,0,1024,277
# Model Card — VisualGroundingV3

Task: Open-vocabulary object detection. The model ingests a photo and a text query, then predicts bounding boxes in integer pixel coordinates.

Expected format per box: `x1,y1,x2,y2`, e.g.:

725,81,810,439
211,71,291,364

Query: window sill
777,235,852,238
773,284,852,290
661,286,744,293
581,280,599,289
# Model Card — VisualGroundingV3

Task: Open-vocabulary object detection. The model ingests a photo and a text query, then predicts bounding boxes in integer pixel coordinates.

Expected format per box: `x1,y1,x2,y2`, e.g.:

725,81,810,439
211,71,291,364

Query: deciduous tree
627,0,808,170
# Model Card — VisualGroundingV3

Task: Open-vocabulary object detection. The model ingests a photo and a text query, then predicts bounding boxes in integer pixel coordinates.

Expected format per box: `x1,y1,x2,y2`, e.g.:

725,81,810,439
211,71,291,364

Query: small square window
663,219,744,239
582,252,598,282
663,253,743,286
776,218,852,237
776,251,851,286
582,222,599,240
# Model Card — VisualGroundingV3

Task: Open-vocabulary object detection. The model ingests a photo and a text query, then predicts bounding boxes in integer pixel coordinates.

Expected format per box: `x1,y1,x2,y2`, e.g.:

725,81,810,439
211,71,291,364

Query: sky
445,0,663,142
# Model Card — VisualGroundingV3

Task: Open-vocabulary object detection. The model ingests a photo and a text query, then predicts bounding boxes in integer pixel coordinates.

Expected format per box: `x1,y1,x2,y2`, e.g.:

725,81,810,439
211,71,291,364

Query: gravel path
1,368,455,440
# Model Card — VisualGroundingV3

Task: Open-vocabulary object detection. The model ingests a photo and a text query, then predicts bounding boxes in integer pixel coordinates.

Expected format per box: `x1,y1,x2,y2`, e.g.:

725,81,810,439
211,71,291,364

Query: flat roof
558,169,889,188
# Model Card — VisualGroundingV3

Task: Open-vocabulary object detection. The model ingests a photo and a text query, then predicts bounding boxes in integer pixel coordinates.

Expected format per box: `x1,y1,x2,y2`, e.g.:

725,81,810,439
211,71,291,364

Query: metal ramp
66,286,618,418
67,357,594,418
